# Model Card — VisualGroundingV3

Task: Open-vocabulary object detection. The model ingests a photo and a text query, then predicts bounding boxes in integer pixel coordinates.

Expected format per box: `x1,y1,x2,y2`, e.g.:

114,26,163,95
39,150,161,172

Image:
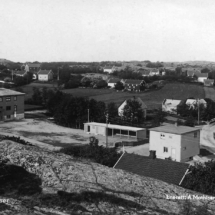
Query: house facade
149,68,160,76
162,99,181,114
23,63,41,72
38,70,54,81
103,66,115,73
123,79,144,92
149,124,201,162
204,79,214,87
107,78,121,88
118,97,147,118
196,73,208,83
0,88,25,121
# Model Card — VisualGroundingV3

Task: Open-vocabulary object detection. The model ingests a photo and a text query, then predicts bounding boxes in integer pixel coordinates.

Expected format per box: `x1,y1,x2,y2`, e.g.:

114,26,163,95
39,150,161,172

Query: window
6,106,11,111
160,133,165,139
6,115,11,119
194,132,197,138
6,97,11,102
14,105,17,111
0,97,2,102
164,147,168,153
14,96,17,101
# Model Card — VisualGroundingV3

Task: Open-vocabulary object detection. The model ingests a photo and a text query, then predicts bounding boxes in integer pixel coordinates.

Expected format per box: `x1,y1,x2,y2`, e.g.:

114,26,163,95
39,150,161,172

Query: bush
60,140,121,167
0,135,33,146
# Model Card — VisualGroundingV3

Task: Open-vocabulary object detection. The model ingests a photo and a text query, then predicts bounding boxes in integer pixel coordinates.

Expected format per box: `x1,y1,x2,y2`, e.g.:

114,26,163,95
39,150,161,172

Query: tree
122,98,145,124
107,102,118,120
115,81,124,90
81,77,91,87
152,109,167,126
31,87,43,105
201,68,210,73
94,80,107,89
64,79,80,89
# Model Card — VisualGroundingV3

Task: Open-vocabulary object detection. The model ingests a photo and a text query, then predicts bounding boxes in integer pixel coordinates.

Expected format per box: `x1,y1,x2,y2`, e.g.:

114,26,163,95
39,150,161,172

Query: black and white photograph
0,0,215,214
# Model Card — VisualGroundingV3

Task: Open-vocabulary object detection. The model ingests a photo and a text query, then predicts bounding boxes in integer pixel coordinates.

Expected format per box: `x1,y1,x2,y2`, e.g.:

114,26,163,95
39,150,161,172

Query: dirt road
204,87,215,101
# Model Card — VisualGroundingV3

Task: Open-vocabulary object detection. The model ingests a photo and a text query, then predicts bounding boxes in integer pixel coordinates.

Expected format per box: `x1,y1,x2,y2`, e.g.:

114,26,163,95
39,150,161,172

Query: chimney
149,150,156,159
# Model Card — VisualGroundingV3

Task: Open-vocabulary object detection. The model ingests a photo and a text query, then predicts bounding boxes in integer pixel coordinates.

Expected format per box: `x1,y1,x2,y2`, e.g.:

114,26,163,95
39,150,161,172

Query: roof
162,99,181,106
84,122,145,131
0,88,25,96
196,73,208,78
204,79,214,84
124,79,143,84
108,78,120,83
137,69,150,75
149,125,201,135
114,153,189,185
38,70,52,75
187,70,201,76
104,66,113,69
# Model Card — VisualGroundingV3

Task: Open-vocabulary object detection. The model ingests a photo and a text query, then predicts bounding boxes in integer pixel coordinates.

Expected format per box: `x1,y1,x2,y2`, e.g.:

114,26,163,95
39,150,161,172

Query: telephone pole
88,109,89,122
198,98,200,125
106,111,109,148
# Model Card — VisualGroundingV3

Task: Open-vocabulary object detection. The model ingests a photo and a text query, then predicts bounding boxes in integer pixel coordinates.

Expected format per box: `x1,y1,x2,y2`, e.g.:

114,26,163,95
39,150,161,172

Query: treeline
27,88,147,128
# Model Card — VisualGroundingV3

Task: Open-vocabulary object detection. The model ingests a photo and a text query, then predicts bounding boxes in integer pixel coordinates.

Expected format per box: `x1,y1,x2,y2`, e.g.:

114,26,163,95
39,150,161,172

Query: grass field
62,83,205,109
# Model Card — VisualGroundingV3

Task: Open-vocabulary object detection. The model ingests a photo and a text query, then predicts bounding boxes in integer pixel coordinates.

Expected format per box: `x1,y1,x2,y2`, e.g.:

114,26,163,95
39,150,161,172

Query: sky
1,0,215,62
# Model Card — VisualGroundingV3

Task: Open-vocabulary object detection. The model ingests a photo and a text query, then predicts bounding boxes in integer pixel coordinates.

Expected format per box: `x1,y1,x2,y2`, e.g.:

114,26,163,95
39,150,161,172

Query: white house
118,97,147,118
149,124,201,162
103,66,115,73
196,73,208,83
149,68,160,76
186,99,207,109
107,78,121,88
37,70,54,82
162,99,181,114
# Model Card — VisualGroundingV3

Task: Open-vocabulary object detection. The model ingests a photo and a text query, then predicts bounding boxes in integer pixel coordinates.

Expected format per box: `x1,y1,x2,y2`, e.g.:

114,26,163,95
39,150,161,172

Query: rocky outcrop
0,140,215,215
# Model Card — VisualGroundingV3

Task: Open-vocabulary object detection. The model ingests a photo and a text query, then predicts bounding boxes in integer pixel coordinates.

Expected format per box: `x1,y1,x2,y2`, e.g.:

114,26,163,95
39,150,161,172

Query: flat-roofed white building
84,122,146,141
149,124,201,162
162,99,181,114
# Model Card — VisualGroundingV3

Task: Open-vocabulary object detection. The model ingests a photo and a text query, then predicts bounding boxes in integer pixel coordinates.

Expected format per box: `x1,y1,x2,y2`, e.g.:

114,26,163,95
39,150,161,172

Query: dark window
194,132,197,138
14,105,17,111
14,96,17,101
6,106,11,111
6,115,11,119
6,97,11,102
164,147,168,152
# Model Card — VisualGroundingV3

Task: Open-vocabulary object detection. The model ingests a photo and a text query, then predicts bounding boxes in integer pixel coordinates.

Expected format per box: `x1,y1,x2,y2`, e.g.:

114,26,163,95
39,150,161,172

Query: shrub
0,135,33,146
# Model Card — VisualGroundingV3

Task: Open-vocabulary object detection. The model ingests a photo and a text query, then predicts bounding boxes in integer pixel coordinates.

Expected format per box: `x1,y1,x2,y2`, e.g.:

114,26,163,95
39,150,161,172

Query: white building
118,97,147,118
103,66,115,73
196,73,208,83
186,99,207,109
162,99,181,114
107,78,121,88
37,70,54,82
149,124,201,162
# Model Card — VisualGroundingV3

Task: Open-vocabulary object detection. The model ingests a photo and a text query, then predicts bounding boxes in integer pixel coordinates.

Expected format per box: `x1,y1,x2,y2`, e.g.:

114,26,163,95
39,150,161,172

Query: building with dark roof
204,79,214,87
123,79,144,92
0,88,25,121
114,152,190,185
37,70,54,82
107,78,121,88
149,124,201,162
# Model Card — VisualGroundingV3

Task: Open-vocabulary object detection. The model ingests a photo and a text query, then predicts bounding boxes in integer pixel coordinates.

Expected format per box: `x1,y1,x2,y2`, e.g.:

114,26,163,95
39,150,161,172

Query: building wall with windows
0,90,25,121
149,129,200,162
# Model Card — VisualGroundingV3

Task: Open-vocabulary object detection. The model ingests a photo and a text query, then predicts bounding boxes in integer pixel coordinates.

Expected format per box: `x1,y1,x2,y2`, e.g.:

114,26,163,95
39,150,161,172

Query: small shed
84,122,146,141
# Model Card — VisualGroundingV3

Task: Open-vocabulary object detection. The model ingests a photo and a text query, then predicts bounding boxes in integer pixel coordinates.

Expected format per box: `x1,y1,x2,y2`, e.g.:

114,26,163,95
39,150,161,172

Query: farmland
62,83,205,109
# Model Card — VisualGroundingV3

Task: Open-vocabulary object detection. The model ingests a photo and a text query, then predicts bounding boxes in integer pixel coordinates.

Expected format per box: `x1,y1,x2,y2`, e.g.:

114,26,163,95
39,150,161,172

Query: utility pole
106,111,109,148
88,109,89,122
11,70,14,81
198,98,200,125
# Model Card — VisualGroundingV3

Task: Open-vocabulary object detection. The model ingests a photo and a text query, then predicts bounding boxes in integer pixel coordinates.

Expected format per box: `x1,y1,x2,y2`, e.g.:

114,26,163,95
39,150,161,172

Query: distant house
196,73,208,83
118,97,147,118
185,69,201,77
149,68,160,76
149,124,201,162
204,79,214,87
15,70,28,77
107,78,121,88
137,68,150,76
123,79,144,92
103,66,115,73
84,122,147,141
114,152,190,185
185,99,207,109
162,99,181,114
37,70,54,82
23,63,41,72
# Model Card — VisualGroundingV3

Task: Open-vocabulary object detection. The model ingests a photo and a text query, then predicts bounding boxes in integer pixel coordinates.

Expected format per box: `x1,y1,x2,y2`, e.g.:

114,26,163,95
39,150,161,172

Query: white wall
108,83,115,88
198,77,207,83
38,74,48,81
149,131,181,161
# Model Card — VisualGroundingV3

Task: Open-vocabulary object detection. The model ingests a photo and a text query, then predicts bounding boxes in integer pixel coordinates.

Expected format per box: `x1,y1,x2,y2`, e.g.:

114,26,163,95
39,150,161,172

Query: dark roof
104,65,113,69
114,153,189,185
15,70,27,75
0,88,25,96
137,69,150,75
124,79,143,84
196,73,208,78
38,70,52,75
108,78,120,83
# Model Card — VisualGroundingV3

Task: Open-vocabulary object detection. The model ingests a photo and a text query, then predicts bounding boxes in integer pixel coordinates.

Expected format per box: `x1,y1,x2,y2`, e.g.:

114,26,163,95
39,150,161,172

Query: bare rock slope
0,140,215,215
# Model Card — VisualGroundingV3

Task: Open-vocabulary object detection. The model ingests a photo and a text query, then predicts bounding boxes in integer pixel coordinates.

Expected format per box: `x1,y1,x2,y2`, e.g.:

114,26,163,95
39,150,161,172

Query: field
204,87,215,101
62,83,205,109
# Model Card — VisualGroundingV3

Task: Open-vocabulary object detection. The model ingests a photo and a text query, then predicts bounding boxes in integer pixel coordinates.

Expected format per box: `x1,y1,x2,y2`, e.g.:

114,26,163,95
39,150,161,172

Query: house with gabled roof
118,97,147,118
137,68,151,76
15,70,28,77
37,70,54,82
149,68,160,76
195,73,208,83
114,152,190,185
123,79,144,92
162,99,181,114
107,78,121,88
103,65,115,73
149,124,201,162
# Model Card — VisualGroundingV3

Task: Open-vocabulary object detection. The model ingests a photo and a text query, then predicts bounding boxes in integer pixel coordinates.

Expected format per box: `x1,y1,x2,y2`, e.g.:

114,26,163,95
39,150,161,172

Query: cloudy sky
1,0,215,62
